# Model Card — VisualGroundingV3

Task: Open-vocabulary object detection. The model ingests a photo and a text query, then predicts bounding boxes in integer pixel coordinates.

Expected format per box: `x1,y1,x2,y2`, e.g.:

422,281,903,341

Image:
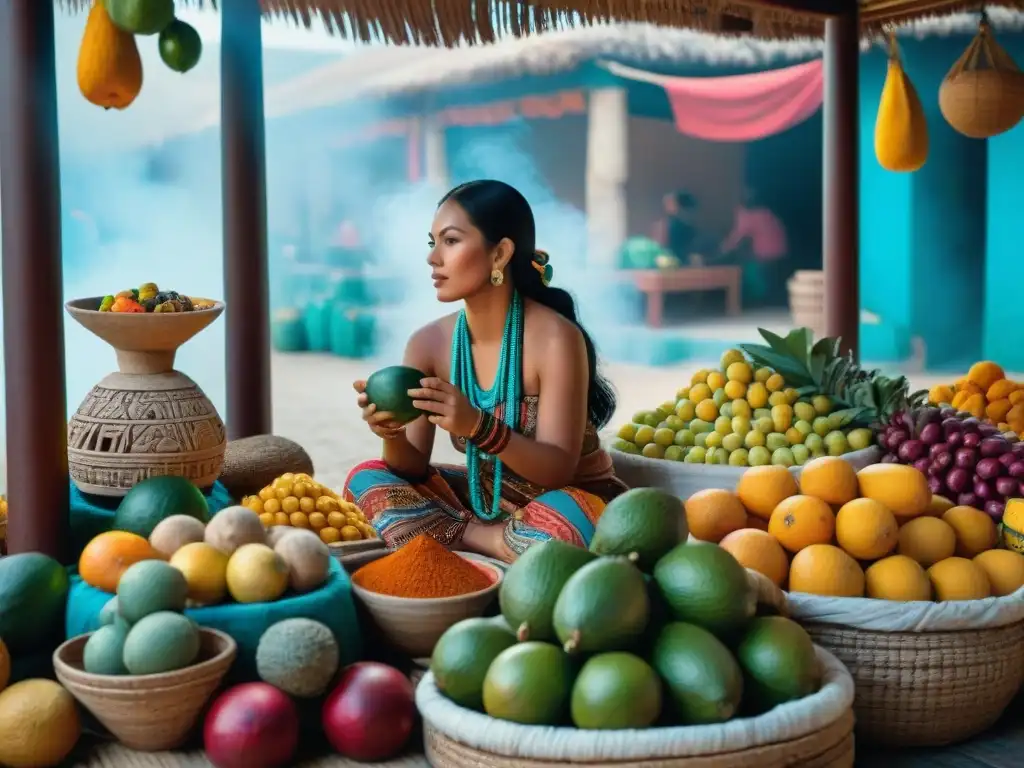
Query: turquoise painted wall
983,35,1024,371
859,37,988,367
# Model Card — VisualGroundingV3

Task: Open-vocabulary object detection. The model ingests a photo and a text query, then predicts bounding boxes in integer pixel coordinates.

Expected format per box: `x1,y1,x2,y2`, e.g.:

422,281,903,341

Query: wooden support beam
0,0,69,559
823,6,861,359
221,0,272,439
758,0,856,17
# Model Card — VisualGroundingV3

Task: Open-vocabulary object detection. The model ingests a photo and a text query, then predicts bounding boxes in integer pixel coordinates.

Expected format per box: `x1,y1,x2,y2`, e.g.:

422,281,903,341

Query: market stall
0,0,1023,767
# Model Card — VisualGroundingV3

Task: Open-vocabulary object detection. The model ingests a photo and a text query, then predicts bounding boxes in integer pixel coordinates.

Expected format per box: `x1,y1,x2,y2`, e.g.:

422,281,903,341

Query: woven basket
53,628,237,751
938,21,1024,139
418,647,855,768
787,270,825,339
218,434,314,498
800,617,1024,747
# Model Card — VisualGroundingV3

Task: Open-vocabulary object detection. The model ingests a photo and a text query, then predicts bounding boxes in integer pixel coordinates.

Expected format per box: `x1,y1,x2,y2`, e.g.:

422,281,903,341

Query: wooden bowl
53,627,236,751
351,552,503,657
66,296,224,353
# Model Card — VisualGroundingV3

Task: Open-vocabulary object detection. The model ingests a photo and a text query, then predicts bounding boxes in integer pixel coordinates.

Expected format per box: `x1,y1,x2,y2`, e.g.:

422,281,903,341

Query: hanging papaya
874,37,929,173
77,1,144,111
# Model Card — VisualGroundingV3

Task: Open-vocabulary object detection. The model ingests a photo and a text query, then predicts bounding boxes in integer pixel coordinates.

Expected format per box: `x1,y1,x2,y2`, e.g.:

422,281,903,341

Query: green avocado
735,616,822,714
552,556,649,654
105,0,175,36
159,20,203,74
499,539,596,642
570,652,662,729
431,617,518,710
364,365,427,425
651,622,744,725
653,541,756,637
589,487,688,571
482,642,574,725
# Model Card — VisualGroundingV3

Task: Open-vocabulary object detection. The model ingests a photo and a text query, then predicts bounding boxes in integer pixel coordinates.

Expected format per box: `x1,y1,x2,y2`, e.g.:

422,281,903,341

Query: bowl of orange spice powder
350,534,504,658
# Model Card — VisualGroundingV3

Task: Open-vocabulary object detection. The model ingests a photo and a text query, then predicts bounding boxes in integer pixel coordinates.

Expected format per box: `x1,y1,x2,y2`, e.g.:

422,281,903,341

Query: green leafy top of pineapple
739,327,927,427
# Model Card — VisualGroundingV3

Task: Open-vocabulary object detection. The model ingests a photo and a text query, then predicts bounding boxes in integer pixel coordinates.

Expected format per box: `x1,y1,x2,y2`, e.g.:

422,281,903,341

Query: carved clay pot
65,297,228,497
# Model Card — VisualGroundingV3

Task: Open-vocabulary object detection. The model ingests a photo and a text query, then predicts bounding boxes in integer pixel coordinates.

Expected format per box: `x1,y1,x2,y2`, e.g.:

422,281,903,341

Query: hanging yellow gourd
938,15,1024,139
77,1,144,110
874,34,929,172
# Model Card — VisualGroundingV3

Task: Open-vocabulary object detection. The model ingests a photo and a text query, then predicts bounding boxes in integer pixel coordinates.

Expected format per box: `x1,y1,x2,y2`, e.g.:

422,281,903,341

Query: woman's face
427,200,494,303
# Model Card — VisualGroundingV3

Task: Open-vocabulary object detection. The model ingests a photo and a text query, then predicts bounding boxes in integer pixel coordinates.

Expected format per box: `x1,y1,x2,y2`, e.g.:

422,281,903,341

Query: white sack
416,647,853,761
787,585,1024,632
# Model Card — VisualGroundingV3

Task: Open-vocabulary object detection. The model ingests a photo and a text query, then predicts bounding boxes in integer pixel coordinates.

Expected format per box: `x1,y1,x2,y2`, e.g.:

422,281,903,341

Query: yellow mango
1011,390,1024,405
874,47,929,173
966,361,1005,391
77,1,143,110
928,384,955,405
962,393,986,419
951,390,970,409
986,398,1012,423
987,379,1017,401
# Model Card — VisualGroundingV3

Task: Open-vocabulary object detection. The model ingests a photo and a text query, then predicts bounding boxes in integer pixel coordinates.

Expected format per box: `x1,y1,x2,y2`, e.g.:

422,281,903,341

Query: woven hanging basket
939,19,1024,139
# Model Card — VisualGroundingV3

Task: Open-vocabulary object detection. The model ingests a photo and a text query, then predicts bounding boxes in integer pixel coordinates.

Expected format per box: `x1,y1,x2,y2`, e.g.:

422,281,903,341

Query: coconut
204,505,267,555
273,529,331,592
149,514,207,558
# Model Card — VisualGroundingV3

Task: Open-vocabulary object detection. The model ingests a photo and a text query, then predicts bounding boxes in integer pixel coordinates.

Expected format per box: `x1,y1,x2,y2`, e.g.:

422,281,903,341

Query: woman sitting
345,180,627,562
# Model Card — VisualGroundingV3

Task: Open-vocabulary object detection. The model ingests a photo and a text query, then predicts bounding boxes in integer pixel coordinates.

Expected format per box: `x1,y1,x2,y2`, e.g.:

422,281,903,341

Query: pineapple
740,328,926,428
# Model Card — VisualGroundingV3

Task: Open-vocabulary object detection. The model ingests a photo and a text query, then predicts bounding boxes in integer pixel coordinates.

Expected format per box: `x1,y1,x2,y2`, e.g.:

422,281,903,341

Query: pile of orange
240,472,375,545
683,458,1024,601
927,360,1024,435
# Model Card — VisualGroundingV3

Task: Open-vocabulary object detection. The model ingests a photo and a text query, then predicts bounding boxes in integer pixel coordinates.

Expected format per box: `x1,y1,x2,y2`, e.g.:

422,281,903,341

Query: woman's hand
408,377,480,438
353,380,405,440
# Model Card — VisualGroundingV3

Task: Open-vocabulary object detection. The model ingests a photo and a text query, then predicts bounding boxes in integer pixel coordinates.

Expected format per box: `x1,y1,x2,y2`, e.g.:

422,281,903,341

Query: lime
653,428,676,447
665,415,684,431
771,447,795,467
748,446,771,466
694,433,708,448
159,19,203,73
714,416,732,435
793,402,816,422
847,428,873,451
712,388,728,407
791,444,810,465
720,402,733,419
611,440,639,454
804,433,824,453
675,399,696,421
720,349,745,369
633,411,654,424
756,417,774,434
794,419,814,437
634,426,655,446
483,642,573,725
728,448,749,467
731,416,751,437
689,418,712,434
731,399,752,418
812,395,833,415
664,445,685,461
744,430,766,448
675,386,691,400
641,443,665,459
812,417,831,436
687,446,707,463
754,408,772,420
766,432,789,452
673,429,695,447
721,433,743,452
705,432,723,448
616,423,637,441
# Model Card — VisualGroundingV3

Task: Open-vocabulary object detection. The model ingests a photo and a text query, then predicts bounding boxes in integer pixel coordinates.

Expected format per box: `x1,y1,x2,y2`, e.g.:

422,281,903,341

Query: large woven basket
53,628,237,751
787,270,826,338
786,588,1024,748
418,646,855,768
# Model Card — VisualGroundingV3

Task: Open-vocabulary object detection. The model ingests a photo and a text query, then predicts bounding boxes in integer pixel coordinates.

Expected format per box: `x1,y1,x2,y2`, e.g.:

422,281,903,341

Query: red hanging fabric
647,59,824,142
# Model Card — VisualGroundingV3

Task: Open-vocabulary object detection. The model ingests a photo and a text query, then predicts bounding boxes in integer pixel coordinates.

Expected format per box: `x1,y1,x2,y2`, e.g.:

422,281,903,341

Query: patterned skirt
343,459,627,556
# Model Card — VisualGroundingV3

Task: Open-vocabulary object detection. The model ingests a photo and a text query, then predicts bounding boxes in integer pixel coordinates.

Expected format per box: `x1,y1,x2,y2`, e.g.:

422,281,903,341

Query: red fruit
204,683,299,768
322,662,416,761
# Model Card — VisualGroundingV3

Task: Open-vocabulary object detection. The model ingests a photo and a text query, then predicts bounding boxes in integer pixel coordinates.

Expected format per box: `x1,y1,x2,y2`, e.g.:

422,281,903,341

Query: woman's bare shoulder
524,300,584,346
407,314,458,355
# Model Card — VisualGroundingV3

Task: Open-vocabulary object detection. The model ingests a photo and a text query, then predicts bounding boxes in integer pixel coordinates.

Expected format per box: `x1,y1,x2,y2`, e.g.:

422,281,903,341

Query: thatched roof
56,1,1024,43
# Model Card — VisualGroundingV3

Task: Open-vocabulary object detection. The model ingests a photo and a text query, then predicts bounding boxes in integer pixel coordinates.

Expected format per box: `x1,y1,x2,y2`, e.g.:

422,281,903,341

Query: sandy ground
268,351,993,492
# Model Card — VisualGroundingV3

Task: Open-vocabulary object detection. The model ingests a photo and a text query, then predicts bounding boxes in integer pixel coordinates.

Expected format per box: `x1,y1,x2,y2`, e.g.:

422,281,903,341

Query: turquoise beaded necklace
450,290,524,520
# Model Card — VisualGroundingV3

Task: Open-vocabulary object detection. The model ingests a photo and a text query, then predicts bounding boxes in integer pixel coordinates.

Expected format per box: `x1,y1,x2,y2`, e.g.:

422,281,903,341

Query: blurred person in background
719,185,790,305
653,191,701,266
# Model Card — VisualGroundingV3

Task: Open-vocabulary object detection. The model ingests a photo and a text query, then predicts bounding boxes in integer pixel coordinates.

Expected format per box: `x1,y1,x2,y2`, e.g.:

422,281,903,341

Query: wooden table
624,267,742,327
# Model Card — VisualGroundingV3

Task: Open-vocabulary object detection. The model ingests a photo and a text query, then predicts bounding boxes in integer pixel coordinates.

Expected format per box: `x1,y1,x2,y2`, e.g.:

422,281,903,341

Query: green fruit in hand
106,0,175,35
365,365,426,425
159,20,203,73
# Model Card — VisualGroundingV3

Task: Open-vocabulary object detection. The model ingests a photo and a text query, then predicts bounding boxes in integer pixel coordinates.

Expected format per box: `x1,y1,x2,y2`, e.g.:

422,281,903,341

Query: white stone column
585,86,629,267
423,114,448,191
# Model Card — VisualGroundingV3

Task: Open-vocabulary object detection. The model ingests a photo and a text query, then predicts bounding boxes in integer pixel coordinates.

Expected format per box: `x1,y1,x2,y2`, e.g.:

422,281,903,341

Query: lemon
812,395,833,415
689,383,712,402
706,371,726,391
725,362,753,384
705,432,723,448
691,369,710,385
765,373,785,392
654,428,675,447
756,416,775,434
675,399,696,421
715,416,733,435
634,425,655,446
694,400,719,422
724,380,747,400
754,367,774,383
744,430,766,448
793,402,816,422
771,404,794,432
772,447,796,467
712,388,728,407
748,446,771,466
673,429,695,447
170,542,230,604
731,416,751,437
731,399,752,418
728,448,749,466
785,427,805,445
746,382,769,408
642,443,665,459
768,391,790,407
783,388,800,404
847,428,873,450
720,348,746,369
226,544,289,604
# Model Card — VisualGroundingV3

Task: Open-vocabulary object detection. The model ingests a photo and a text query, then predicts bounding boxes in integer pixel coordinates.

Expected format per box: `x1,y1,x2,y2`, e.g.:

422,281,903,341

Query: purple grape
995,476,1018,497
958,492,980,507
962,417,982,428
947,467,971,494
881,453,900,464
913,457,932,474
976,457,1004,480
898,440,927,462
954,448,977,469
928,475,945,494
947,431,965,448
942,418,964,434
887,429,909,450
940,406,957,418
929,442,950,459
998,452,1017,470
985,500,1006,519
1009,462,1024,479
930,453,953,474
973,479,995,500
963,432,982,449
979,424,1000,438
979,437,1010,458
1013,441,1024,456
919,423,942,445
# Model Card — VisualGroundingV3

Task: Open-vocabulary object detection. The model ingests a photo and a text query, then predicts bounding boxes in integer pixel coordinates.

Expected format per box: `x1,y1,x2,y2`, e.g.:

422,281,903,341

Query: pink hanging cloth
634,59,824,142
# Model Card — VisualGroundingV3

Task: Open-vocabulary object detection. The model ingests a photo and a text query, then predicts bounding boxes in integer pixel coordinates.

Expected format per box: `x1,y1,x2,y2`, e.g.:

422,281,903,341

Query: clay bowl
65,296,224,353
53,628,236,751
351,552,504,658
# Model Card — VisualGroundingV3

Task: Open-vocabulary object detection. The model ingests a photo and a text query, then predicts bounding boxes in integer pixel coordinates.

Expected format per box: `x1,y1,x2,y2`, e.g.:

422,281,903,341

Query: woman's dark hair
440,180,617,429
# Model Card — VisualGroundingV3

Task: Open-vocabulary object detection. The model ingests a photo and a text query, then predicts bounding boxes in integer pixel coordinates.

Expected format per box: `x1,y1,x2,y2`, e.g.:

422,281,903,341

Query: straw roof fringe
52,1,1024,43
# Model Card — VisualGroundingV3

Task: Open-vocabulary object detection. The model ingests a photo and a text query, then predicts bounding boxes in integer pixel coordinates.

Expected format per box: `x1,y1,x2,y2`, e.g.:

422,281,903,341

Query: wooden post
823,8,860,358
221,0,272,438
0,0,68,559
585,87,629,267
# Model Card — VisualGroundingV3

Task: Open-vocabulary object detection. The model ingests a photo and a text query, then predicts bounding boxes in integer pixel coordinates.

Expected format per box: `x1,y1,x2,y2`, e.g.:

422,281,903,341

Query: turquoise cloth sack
68,480,235,563
65,557,363,683
303,301,332,352
271,309,308,352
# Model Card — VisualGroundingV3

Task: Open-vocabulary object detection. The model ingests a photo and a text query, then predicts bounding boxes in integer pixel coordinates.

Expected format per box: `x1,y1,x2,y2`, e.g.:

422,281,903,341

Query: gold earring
490,269,504,286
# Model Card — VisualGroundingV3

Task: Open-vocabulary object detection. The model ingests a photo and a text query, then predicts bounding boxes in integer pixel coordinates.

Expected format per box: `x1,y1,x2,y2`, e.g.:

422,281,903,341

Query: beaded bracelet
470,410,512,455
